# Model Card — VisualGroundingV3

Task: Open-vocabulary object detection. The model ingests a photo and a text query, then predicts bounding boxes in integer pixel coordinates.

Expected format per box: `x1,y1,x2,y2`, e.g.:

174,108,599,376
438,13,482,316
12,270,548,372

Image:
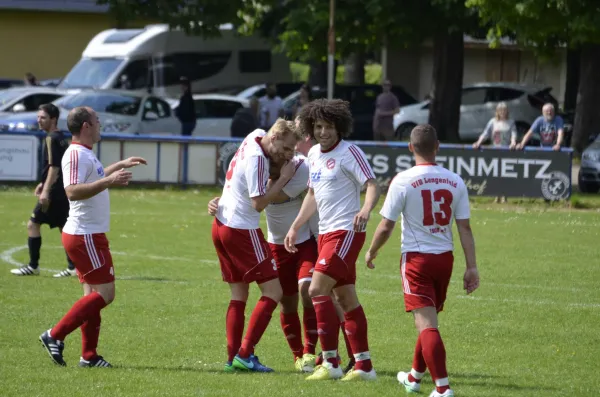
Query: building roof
0,0,108,13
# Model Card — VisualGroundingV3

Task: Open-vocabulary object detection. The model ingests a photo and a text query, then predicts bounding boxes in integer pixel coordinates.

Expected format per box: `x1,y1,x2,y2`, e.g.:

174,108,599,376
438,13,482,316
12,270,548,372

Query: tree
467,0,600,153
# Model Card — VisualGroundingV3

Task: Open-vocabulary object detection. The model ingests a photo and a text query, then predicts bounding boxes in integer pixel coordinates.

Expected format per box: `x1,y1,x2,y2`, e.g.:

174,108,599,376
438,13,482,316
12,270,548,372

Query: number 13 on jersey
421,189,453,227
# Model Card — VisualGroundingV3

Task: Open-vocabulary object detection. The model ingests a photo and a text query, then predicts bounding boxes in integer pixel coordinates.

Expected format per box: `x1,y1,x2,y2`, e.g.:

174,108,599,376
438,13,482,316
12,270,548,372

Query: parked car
393,82,561,144
283,84,418,140
40,78,62,87
579,134,600,193
237,83,305,100
0,87,65,116
168,94,250,137
0,90,179,135
0,78,24,89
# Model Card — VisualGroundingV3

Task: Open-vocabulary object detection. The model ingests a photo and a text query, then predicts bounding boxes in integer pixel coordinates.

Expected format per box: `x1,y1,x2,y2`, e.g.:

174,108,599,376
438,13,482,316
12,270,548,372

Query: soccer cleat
397,371,421,393
343,357,355,374
232,354,274,372
54,269,76,278
295,353,317,373
79,356,112,368
429,389,454,397
315,352,342,367
305,361,343,380
11,265,40,276
39,330,66,366
224,361,237,372
341,368,377,381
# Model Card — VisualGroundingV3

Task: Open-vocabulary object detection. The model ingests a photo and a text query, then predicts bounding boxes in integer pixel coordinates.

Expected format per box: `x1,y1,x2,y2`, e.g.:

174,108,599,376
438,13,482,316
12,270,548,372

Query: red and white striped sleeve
246,154,269,198
343,144,376,186
62,147,89,188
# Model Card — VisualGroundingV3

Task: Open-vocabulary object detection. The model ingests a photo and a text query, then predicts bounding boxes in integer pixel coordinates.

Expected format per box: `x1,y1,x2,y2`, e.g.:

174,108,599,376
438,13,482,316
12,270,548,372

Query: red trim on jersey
348,145,375,179
320,139,341,153
258,156,266,195
294,158,304,172
71,142,92,150
255,137,270,159
416,162,437,166
70,150,79,185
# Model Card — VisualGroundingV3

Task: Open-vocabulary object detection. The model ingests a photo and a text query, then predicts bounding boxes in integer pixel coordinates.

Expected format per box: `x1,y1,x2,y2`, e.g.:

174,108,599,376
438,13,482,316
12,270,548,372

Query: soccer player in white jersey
39,106,146,367
284,99,381,381
365,124,480,397
212,119,300,373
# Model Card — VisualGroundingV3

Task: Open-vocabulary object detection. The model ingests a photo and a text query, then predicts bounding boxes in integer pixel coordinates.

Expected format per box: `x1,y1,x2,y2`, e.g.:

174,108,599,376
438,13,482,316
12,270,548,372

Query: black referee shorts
30,198,69,229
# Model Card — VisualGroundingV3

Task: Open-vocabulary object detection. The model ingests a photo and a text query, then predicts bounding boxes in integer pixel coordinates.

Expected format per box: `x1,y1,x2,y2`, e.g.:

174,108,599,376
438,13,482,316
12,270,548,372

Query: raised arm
250,160,296,212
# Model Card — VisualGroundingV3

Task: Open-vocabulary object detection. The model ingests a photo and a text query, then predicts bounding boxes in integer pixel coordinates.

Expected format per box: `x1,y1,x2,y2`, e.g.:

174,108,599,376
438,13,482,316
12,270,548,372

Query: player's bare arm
251,161,295,212
365,217,396,269
66,169,133,201
39,166,60,212
353,179,381,232
456,218,480,294
103,156,147,177
265,178,292,204
553,129,564,151
284,188,317,253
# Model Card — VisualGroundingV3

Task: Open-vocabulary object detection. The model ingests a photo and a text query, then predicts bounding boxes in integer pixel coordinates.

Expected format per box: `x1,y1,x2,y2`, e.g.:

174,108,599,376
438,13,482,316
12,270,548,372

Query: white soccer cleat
429,389,454,397
341,367,377,381
305,360,344,380
397,371,421,393
10,265,40,276
53,269,76,278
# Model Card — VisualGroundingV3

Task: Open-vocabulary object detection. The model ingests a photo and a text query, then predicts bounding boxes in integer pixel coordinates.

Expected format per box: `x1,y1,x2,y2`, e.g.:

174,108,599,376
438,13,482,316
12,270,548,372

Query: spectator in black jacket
175,77,196,136
230,96,260,138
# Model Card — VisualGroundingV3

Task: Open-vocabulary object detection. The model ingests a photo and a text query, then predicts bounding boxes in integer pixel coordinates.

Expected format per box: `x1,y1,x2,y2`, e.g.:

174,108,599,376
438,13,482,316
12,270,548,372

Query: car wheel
395,123,417,141
578,172,600,193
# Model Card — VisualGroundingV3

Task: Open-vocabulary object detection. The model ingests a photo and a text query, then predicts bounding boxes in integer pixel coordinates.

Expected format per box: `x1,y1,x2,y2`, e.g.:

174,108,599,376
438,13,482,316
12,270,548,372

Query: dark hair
38,103,59,120
67,107,93,135
297,98,353,139
300,84,312,100
410,124,438,155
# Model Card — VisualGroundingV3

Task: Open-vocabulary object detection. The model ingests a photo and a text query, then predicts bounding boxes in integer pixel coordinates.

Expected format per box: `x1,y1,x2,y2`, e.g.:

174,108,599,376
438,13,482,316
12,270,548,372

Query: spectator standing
373,79,400,141
175,77,196,136
230,96,260,138
259,83,284,130
518,103,564,151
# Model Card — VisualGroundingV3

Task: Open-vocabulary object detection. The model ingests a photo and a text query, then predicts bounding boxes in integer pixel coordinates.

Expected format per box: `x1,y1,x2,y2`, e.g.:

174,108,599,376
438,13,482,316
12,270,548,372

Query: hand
108,169,133,186
121,156,147,169
207,197,220,216
39,191,50,212
509,142,517,150
34,183,43,197
463,267,480,294
279,161,296,181
472,142,480,150
365,250,377,269
353,209,370,232
516,143,525,150
284,229,298,253
552,144,561,151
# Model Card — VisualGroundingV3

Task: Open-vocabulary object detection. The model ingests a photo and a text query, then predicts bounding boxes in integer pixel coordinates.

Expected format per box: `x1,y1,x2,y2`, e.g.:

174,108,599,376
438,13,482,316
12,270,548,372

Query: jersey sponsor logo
97,166,105,177
326,158,335,169
541,171,569,200
310,170,322,183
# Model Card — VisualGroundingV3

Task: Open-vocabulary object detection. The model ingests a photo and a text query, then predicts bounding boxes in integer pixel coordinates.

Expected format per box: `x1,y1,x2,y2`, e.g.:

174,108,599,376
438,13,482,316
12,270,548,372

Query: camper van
57,24,291,98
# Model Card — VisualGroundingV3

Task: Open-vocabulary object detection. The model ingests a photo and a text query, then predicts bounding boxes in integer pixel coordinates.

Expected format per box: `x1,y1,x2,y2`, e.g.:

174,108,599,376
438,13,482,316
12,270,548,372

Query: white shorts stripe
84,234,102,270
249,229,265,263
338,231,354,259
401,253,411,293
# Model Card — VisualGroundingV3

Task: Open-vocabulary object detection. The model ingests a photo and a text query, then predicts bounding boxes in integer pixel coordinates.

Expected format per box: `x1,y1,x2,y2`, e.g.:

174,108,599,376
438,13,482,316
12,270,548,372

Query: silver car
0,87,65,116
393,82,559,143
579,135,600,193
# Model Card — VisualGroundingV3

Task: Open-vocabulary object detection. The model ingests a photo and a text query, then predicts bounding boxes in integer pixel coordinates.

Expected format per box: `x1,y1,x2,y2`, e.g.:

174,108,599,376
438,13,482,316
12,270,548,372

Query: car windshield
59,58,124,89
0,90,22,108
59,93,141,116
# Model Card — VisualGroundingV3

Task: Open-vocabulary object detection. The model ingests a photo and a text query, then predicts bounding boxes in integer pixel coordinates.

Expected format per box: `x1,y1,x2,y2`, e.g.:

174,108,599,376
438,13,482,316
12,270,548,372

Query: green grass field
1,186,599,397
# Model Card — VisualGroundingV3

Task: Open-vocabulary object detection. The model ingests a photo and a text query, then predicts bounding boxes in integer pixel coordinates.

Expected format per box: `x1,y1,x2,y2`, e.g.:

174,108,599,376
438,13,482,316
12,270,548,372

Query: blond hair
268,118,302,141
495,102,509,120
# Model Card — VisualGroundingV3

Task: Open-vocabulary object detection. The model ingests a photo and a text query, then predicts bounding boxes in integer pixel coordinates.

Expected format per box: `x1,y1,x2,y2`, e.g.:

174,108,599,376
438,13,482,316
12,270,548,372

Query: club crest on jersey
326,158,335,169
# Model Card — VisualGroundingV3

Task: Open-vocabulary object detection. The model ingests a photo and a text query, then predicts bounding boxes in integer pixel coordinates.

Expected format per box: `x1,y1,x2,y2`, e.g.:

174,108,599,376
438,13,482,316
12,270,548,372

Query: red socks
312,295,340,367
226,300,246,362
302,307,318,355
238,296,277,359
280,311,303,359
344,305,372,372
420,328,449,393
339,321,353,359
81,312,101,361
407,333,427,383
51,292,107,341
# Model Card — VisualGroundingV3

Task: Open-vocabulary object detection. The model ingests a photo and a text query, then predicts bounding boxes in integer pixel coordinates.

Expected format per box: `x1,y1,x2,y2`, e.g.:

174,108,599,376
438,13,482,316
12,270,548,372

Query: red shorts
269,238,318,296
62,232,115,285
212,218,278,284
401,251,454,312
316,230,366,287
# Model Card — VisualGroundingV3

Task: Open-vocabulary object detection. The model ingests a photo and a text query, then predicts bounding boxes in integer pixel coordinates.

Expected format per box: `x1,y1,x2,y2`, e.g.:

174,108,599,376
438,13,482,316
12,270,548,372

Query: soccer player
364,124,480,397
212,119,300,373
10,104,76,278
284,99,381,381
39,106,147,367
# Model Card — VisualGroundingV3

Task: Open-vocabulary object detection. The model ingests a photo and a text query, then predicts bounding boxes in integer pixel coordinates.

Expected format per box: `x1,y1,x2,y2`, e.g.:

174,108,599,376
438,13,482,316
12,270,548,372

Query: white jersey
265,154,313,245
308,140,376,234
61,143,110,235
380,164,470,254
217,129,270,230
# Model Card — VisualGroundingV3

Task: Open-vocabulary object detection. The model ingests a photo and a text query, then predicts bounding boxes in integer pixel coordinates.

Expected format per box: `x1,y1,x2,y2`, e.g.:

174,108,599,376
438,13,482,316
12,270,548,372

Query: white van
57,24,291,98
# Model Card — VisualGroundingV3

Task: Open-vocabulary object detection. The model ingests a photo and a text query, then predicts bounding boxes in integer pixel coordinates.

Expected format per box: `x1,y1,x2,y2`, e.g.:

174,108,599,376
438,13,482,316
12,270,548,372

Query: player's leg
78,281,115,368
10,210,43,275
225,282,249,370
332,290,354,372
54,224,76,278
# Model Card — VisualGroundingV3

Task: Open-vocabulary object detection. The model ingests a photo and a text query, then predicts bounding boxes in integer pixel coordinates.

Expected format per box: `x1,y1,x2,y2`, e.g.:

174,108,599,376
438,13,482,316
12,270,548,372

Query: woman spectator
472,102,517,203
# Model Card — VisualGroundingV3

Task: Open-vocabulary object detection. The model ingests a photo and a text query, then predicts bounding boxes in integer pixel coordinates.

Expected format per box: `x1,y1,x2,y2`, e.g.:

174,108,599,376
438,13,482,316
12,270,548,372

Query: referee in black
10,104,76,277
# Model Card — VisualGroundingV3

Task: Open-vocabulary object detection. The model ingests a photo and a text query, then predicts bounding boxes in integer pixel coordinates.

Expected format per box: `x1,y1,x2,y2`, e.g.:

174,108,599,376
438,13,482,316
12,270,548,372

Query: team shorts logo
541,171,570,200
326,158,335,170
217,142,242,186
